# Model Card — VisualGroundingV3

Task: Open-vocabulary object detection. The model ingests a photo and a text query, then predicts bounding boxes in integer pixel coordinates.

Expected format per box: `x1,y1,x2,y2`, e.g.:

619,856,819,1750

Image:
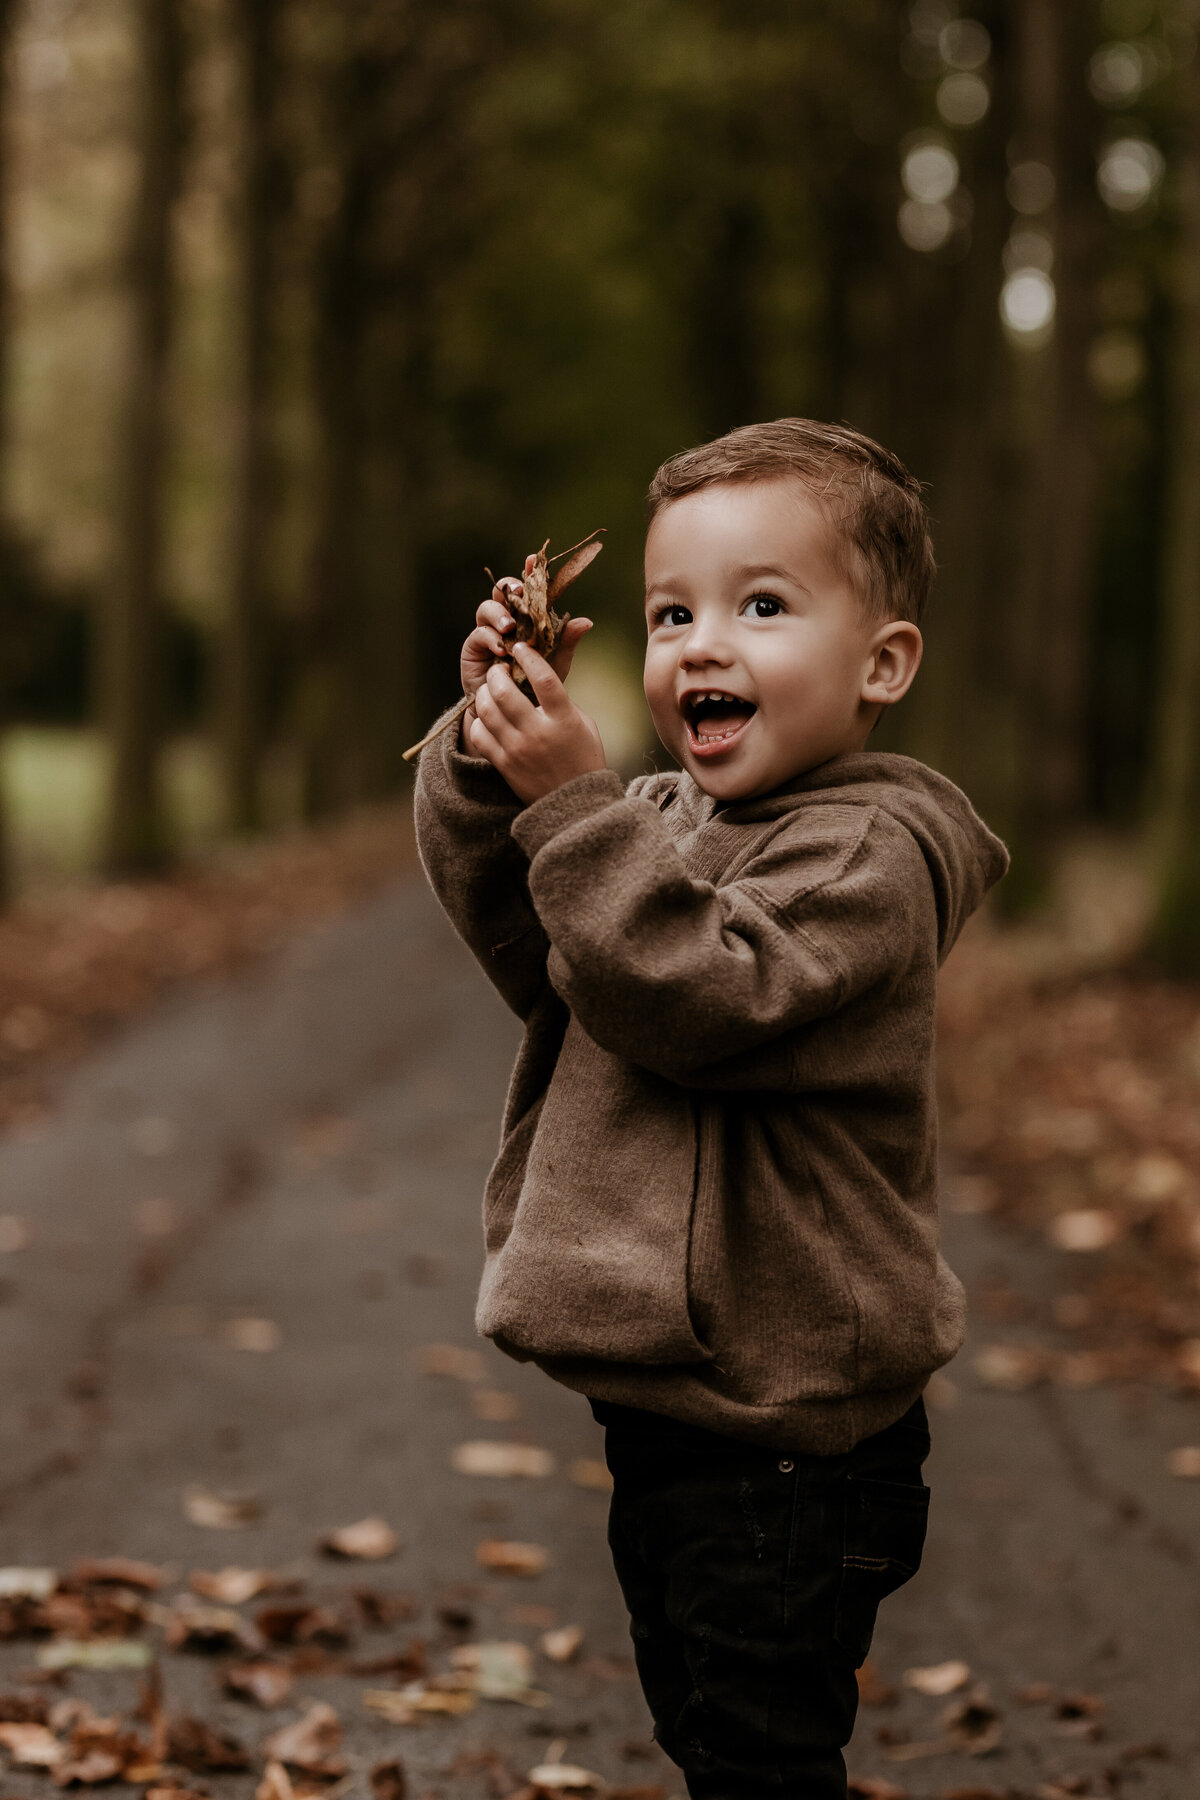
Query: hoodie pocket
476,1030,713,1365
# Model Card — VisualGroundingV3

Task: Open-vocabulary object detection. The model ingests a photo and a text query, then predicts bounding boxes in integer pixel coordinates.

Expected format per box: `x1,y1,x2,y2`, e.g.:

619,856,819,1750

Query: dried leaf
72,1559,165,1592
361,1693,418,1726
856,1662,898,1706
258,1759,295,1800
319,1517,397,1561
146,1786,211,1800
527,1762,602,1792
370,1760,407,1800
222,1317,283,1353
223,1661,294,1708
452,1442,555,1479
0,1721,64,1766
254,1603,348,1647
1047,1209,1120,1253
903,1661,971,1697
346,1642,426,1681
419,1345,485,1381
0,1694,50,1724
1166,1444,1200,1478
473,1390,521,1423
941,1689,1002,1756
189,1567,287,1605
37,1640,152,1671
183,1485,262,1530
164,1601,264,1654
451,1641,547,1705
476,1541,548,1577
567,1459,613,1492
166,1715,252,1773
262,1702,344,1776
352,1589,417,1628
0,1568,57,1600
539,1626,583,1664
53,1748,126,1786
846,1779,909,1799
971,1344,1047,1392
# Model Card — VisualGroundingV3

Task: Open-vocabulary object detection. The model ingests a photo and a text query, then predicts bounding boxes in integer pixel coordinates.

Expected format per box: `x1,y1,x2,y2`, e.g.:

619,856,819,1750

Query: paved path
0,876,1196,1798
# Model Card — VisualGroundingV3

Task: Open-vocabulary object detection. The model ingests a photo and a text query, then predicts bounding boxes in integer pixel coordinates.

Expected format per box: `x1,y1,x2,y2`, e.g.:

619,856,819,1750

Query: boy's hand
467,639,606,804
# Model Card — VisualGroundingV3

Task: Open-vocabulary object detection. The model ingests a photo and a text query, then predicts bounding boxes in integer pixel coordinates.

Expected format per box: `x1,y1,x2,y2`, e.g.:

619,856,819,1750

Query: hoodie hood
665,752,1009,962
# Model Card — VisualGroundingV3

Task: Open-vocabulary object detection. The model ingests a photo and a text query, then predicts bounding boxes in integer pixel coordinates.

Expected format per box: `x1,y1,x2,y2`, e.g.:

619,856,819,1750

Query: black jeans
593,1396,931,1800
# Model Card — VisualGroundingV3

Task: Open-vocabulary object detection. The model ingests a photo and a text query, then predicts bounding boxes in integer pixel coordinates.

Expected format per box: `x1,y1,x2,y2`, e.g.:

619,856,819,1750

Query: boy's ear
862,621,923,710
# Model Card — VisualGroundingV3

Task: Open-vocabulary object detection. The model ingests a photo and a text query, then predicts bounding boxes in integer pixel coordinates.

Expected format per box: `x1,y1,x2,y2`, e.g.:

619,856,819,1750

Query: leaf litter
452,1442,555,1479
319,1518,397,1560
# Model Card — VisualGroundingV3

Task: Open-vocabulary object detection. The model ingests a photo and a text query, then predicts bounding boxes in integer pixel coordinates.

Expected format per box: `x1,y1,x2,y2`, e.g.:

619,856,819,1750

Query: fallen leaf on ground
527,1762,602,1792
370,1759,407,1800
183,1485,262,1529
0,1568,57,1600
0,1721,64,1766
37,1640,152,1671
1166,1444,1200,1478
255,1603,348,1646
942,1690,1002,1756
262,1702,344,1775
903,1661,970,1697
856,1662,898,1706
222,1317,283,1353
540,1625,583,1664
451,1641,547,1705
568,1458,613,1492
0,1694,49,1724
164,1600,264,1654
167,1715,252,1772
189,1567,286,1605
53,1748,127,1786
1047,1209,1120,1252
452,1442,555,1479
473,1390,520,1422
846,1779,908,1799
1052,1693,1104,1739
352,1588,417,1628
319,1517,397,1560
346,1641,426,1681
72,1558,165,1591
363,1684,475,1723
972,1345,1047,1392
258,1758,295,1800
146,1786,210,1800
223,1661,294,1708
362,1693,417,1726
476,1541,548,1577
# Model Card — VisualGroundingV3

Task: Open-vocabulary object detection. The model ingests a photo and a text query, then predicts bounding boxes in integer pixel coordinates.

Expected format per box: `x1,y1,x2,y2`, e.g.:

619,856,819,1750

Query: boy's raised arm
510,774,928,1085
414,713,553,1022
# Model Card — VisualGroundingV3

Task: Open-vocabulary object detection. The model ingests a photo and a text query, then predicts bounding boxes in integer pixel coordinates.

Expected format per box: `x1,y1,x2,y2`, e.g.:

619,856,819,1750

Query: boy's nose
679,625,734,669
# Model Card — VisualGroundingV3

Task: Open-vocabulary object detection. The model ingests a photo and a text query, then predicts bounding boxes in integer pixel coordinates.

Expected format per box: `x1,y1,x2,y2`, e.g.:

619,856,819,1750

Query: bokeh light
901,138,959,204
1002,228,1053,275
1088,328,1147,400
1088,41,1149,104
1000,268,1056,341
898,198,954,252
937,72,990,126
1097,136,1164,211
939,19,992,71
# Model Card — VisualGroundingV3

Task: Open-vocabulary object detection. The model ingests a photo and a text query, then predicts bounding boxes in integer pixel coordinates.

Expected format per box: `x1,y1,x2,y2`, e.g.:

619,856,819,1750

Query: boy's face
643,479,913,802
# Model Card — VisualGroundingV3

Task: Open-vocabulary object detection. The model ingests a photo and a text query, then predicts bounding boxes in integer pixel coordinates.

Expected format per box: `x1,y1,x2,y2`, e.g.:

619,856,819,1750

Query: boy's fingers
477,598,516,632
512,640,568,714
549,618,593,680
485,659,535,725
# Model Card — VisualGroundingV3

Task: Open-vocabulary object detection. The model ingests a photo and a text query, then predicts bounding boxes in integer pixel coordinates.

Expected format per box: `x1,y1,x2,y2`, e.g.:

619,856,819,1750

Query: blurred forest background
0,0,1198,971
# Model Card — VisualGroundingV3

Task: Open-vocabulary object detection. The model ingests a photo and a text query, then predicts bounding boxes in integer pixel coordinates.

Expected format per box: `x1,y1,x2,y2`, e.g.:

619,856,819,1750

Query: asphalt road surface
0,874,1196,1799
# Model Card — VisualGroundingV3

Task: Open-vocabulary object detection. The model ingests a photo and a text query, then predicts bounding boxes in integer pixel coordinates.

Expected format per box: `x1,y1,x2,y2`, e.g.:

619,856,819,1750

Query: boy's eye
657,604,692,628
745,593,782,618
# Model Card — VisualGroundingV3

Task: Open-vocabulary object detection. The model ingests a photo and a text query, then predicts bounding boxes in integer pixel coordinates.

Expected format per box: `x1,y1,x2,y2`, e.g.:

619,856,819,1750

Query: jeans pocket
834,1475,930,1667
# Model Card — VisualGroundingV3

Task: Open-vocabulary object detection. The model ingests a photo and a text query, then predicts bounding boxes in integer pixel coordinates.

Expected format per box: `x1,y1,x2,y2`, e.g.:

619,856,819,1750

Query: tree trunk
0,0,18,905
1148,42,1200,974
222,0,278,834
102,0,184,874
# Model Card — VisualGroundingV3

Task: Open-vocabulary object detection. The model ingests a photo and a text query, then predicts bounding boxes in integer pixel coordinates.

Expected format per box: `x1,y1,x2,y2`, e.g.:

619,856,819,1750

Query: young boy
414,419,1008,1799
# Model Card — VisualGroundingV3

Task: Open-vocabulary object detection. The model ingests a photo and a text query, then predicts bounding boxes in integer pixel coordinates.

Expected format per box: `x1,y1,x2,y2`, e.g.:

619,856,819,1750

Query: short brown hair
646,418,935,625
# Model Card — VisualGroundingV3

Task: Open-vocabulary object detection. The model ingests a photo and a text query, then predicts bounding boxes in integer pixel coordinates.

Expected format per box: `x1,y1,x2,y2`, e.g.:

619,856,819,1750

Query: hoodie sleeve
413,714,553,1021
510,773,932,1086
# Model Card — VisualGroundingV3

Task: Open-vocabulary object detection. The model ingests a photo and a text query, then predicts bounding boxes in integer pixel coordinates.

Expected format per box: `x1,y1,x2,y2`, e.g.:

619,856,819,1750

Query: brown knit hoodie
415,725,1008,1453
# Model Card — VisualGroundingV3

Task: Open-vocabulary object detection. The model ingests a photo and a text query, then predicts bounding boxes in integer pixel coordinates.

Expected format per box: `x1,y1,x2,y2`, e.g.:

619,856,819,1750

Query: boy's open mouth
682,691,757,752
